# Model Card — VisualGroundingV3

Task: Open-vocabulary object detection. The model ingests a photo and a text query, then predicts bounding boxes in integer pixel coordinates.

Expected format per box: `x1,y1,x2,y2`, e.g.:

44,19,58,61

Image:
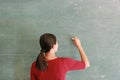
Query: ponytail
36,50,48,71
36,33,56,71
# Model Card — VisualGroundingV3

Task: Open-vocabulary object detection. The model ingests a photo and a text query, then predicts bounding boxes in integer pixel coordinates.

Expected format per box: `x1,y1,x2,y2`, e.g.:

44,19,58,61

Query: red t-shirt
30,57,85,80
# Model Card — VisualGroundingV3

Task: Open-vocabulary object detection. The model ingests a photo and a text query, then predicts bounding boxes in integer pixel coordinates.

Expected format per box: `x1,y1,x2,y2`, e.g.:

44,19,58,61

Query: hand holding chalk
72,36,81,48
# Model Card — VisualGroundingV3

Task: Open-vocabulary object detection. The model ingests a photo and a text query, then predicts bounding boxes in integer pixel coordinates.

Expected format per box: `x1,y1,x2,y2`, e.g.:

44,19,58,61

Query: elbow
85,62,90,69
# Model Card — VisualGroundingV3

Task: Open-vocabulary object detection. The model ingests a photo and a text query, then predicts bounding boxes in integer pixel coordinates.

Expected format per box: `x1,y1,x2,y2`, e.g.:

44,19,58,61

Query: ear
52,44,56,49
52,43,58,52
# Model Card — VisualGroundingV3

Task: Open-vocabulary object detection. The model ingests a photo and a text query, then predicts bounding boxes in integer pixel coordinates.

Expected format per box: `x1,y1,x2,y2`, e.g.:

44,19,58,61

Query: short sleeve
63,58,85,71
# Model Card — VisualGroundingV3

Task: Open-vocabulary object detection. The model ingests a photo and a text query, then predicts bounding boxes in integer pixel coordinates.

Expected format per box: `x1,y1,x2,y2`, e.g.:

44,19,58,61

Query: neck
45,52,57,60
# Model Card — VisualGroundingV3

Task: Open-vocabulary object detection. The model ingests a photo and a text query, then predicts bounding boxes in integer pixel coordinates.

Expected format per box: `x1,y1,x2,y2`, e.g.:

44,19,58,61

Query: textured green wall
0,0,120,80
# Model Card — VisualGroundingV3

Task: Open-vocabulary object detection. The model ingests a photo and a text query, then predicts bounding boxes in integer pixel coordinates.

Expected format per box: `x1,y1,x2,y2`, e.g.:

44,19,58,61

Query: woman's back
30,57,85,80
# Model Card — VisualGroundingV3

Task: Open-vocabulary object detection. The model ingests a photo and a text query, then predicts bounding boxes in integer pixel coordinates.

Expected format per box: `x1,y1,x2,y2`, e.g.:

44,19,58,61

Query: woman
30,33,90,80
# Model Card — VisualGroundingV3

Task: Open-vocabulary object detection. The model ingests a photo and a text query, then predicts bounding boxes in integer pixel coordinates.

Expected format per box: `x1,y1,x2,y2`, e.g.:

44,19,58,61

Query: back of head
36,33,56,71
40,33,56,53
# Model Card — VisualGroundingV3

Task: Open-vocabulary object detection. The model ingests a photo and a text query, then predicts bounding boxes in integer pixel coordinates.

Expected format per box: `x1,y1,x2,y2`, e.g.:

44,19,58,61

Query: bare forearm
77,46,90,68
72,36,90,68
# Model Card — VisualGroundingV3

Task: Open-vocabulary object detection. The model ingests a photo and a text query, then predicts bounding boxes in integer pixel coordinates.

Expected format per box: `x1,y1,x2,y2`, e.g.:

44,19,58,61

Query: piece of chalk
72,37,75,40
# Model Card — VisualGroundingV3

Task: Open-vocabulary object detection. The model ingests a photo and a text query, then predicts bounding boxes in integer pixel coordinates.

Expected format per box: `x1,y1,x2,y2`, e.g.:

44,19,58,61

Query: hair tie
41,49,46,53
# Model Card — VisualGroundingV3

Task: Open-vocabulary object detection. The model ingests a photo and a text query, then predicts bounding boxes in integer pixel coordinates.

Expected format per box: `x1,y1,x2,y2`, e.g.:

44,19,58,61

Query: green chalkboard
0,0,120,80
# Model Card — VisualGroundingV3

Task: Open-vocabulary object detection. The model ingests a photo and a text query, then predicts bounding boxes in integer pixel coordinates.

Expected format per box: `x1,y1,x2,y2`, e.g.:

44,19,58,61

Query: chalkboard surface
0,0,120,80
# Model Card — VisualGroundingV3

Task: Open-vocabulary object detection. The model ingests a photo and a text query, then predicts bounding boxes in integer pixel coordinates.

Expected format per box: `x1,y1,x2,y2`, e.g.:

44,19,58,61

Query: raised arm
72,36,90,68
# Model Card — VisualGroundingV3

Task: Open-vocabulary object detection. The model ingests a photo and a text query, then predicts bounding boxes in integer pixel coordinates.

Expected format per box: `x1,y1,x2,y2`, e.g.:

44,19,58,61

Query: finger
72,36,76,40
72,37,75,40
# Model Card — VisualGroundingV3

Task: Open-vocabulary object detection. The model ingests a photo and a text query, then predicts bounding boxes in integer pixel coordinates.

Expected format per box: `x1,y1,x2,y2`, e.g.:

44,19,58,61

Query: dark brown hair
36,33,56,71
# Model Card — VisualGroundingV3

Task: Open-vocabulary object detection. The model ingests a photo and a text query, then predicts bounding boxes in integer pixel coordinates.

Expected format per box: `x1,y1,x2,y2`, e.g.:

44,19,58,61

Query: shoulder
60,57,75,61
57,57,71,60
30,61,37,74
57,57,75,63
31,61,36,68
52,57,71,63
